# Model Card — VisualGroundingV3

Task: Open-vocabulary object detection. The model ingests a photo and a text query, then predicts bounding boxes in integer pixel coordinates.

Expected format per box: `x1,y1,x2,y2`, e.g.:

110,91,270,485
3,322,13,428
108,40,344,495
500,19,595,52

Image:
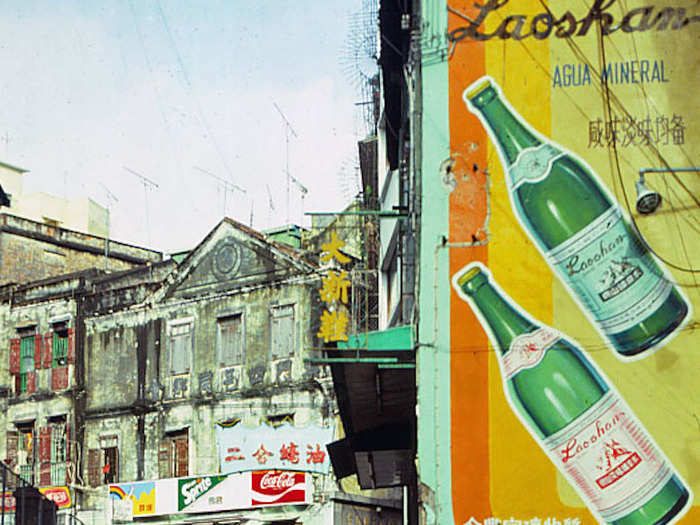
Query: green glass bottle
453,263,691,524
463,77,689,359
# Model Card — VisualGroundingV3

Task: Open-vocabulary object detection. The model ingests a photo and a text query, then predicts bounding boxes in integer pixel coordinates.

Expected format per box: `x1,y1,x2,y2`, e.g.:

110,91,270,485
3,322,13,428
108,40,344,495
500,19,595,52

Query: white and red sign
251,470,308,506
110,470,311,518
2,486,72,511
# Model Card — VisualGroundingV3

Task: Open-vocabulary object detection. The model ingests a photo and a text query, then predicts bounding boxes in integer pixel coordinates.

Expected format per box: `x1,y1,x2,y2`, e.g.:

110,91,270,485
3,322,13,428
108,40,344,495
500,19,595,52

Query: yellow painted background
449,0,699,523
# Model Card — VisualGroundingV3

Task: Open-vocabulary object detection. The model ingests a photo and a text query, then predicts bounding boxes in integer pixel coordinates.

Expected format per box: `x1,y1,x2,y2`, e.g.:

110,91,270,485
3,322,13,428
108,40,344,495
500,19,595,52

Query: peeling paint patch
440,157,457,193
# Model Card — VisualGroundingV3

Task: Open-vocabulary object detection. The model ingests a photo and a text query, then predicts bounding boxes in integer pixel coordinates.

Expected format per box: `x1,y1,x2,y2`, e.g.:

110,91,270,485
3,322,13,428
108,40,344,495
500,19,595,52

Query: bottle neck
469,86,542,165
460,272,538,353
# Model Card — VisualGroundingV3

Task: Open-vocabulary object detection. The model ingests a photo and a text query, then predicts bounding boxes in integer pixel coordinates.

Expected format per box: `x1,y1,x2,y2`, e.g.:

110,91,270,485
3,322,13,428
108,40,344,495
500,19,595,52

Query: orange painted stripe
447,3,490,522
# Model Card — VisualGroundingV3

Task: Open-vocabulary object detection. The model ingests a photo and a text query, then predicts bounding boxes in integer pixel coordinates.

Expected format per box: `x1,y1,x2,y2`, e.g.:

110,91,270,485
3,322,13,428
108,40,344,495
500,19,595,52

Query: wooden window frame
270,304,295,361
217,312,245,367
158,429,189,479
167,319,194,375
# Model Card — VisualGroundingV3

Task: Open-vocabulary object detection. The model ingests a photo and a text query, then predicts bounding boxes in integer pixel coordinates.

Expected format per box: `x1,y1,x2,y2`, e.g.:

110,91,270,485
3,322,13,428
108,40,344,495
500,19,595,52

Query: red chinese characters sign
216,422,334,474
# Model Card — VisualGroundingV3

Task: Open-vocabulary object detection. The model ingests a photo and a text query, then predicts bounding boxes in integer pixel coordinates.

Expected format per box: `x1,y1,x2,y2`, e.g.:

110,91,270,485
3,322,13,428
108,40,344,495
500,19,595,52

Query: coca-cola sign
251,470,308,506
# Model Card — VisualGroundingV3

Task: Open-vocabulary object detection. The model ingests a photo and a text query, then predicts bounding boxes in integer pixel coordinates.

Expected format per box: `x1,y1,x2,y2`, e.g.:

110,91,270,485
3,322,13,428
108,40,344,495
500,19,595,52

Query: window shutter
14,375,21,396
65,423,72,483
26,371,36,394
34,334,43,369
42,332,53,369
9,338,20,374
39,427,52,486
5,431,18,468
67,328,75,364
87,449,101,487
158,441,171,478
39,427,52,463
64,423,71,462
51,366,69,391
175,438,188,477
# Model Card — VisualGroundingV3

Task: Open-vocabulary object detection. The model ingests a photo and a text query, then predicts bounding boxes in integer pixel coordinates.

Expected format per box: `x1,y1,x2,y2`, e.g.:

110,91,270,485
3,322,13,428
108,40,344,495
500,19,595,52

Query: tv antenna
124,166,159,246
272,100,298,227
288,174,308,225
194,166,246,218
99,182,118,270
265,184,276,228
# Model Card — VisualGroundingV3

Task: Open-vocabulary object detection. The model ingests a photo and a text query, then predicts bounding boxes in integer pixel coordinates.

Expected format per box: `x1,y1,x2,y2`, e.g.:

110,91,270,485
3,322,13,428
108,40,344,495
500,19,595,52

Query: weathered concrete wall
0,292,78,479
0,213,162,286
83,271,330,485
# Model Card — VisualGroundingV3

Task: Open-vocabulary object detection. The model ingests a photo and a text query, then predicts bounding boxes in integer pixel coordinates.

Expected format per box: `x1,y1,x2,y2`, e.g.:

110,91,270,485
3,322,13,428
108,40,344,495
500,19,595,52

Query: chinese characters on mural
464,518,582,525
588,114,685,148
317,232,350,343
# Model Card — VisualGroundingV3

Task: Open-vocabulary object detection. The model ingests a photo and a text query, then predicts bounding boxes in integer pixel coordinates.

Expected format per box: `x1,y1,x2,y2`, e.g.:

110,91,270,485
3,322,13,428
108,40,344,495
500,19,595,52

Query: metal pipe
638,167,698,176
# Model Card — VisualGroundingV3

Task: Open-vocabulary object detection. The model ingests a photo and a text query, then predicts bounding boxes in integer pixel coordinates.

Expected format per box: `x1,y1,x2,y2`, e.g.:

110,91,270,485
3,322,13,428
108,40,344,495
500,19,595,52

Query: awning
324,325,416,489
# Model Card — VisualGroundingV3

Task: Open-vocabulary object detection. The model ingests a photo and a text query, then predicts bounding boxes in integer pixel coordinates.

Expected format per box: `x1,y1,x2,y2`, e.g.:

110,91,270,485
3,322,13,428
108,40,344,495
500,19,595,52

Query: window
17,422,35,483
168,320,193,375
18,327,37,394
158,429,188,478
52,323,69,367
87,435,119,486
218,313,244,367
38,417,69,486
49,418,68,485
270,305,295,360
102,446,118,484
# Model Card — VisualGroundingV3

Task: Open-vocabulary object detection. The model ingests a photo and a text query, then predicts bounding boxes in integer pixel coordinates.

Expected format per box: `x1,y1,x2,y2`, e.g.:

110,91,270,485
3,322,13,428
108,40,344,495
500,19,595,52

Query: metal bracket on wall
305,357,399,365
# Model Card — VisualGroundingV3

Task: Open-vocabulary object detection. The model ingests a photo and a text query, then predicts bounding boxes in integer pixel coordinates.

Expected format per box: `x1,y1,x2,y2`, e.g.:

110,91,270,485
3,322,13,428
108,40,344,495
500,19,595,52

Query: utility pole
272,101,298,228
124,166,159,247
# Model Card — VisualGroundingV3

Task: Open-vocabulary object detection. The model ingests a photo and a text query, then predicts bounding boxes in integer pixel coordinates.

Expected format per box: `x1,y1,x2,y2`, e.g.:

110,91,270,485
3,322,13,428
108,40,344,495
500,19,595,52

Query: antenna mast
124,166,159,246
272,101,298,227
194,166,246,218
99,182,118,270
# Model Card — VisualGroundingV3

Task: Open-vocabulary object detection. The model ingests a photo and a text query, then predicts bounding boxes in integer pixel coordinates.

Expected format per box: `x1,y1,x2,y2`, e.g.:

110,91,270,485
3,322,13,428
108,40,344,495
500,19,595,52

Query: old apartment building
0,217,390,524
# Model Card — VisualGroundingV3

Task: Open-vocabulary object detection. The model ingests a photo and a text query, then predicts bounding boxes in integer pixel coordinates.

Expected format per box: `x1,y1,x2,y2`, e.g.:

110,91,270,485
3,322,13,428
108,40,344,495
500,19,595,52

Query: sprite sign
178,475,227,511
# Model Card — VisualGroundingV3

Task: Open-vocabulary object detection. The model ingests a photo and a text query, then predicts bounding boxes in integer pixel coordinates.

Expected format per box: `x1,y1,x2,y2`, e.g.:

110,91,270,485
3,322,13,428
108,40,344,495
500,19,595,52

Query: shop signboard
1,486,72,511
417,0,699,523
215,421,334,474
109,470,311,518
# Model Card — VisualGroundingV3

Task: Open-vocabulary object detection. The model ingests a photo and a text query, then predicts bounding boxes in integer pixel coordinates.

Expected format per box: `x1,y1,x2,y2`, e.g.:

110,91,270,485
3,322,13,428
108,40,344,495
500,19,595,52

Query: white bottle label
545,206,673,335
543,391,672,522
503,328,559,379
509,143,564,190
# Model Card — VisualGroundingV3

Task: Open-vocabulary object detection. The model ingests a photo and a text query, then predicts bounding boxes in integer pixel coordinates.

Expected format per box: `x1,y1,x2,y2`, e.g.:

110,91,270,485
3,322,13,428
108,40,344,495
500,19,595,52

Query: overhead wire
523,0,700,279
154,0,239,189
125,0,197,242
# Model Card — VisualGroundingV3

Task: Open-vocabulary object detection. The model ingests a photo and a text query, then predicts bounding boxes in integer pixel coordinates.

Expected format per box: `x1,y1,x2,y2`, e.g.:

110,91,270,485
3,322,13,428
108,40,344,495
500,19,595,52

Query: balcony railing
18,464,33,485
50,462,67,487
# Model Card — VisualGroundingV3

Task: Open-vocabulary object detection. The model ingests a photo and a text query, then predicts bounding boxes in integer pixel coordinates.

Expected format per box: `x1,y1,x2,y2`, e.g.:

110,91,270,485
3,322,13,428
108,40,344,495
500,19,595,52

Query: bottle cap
465,78,493,101
456,265,482,288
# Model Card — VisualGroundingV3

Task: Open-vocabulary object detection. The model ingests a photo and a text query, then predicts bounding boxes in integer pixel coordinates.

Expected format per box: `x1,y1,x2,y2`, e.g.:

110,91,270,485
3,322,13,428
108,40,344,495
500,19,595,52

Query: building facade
0,161,110,238
0,217,365,524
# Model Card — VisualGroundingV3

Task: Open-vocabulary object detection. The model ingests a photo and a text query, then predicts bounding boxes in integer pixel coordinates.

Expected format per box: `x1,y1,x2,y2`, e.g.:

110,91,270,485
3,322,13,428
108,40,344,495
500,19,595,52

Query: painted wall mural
418,1,698,524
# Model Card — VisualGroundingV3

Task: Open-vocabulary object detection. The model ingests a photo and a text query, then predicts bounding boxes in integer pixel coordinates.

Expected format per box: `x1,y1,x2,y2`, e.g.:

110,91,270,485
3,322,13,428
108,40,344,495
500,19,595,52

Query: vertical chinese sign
317,232,351,344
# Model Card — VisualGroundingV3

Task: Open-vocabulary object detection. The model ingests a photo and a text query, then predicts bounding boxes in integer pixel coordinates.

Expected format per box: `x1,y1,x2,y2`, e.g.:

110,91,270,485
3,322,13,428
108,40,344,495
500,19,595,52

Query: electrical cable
594,20,699,282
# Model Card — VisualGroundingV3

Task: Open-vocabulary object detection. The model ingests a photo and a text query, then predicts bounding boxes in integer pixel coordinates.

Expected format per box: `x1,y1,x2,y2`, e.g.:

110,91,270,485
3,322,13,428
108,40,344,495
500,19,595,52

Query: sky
0,1,373,253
